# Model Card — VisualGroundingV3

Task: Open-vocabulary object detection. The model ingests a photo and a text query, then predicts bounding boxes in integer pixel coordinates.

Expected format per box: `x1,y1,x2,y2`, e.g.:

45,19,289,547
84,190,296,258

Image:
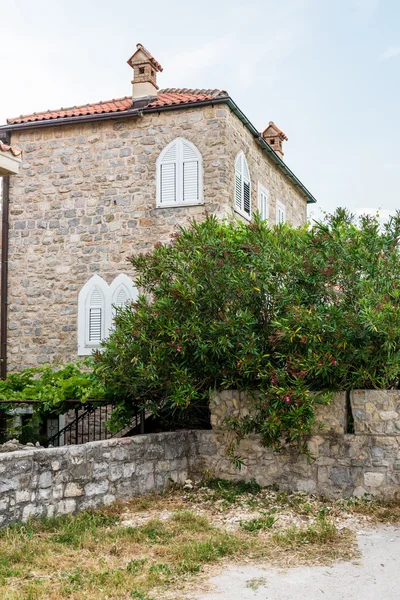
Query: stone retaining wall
0,431,194,528
0,391,399,527
199,390,400,499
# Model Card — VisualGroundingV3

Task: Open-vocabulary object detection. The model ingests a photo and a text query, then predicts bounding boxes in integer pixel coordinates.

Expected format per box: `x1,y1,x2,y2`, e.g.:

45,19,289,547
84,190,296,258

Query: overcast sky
1,0,399,221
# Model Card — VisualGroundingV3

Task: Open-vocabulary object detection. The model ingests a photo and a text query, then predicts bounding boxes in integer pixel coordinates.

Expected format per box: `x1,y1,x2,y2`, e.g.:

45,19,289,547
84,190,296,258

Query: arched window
109,274,139,321
235,152,251,218
156,138,203,207
258,183,269,221
78,274,138,355
78,275,108,355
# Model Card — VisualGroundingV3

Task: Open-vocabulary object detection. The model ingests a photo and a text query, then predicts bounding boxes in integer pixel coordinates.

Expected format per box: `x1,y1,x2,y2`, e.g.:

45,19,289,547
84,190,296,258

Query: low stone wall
0,391,399,528
197,390,400,499
0,431,194,528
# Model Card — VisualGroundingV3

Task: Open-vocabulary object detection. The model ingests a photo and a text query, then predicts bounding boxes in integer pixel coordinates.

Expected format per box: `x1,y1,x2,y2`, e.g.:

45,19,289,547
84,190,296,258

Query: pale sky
1,0,399,220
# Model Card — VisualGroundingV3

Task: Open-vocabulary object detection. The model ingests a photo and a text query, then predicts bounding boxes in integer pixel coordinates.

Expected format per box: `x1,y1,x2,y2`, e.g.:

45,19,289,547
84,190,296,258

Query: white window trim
258,183,269,221
234,152,252,221
156,137,203,208
109,273,139,324
276,200,286,224
78,274,138,356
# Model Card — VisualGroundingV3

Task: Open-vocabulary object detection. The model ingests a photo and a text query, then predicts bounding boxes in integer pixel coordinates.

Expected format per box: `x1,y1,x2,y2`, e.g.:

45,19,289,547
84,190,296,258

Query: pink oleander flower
333,360,337,365
177,346,182,352
285,396,291,403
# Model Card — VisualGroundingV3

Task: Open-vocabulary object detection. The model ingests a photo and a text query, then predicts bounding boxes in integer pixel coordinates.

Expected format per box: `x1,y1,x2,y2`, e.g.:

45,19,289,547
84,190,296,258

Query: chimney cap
262,121,288,141
127,43,163,72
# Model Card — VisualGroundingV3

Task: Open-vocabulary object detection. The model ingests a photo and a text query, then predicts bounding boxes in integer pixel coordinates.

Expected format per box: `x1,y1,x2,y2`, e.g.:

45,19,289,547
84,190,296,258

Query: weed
246,577,267,591
240,514,276,532
126,558,148,575
131,592,156,600
201,478,261,503
273,516,337,547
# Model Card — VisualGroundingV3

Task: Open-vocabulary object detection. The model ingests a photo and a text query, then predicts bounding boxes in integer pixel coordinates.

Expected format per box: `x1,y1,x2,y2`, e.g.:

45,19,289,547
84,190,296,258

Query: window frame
234,152,252,220
156,137,203,208
276,200,286,224
258,183,269,221
78,274,138,356
78,275,109,356
109,273,139,323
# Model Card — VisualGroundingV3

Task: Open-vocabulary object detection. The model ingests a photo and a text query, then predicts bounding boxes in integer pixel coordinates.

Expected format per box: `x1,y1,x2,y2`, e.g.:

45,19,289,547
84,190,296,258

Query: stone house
0,43,316,377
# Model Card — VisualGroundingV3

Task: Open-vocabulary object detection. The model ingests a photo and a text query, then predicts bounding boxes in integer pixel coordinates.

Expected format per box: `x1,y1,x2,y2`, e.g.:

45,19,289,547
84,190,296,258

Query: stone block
38,471,53,488
64,482,84,497
314,392,346,434
57,499,76,515
84,480,109,497
351,390,400,434
364,471,385,488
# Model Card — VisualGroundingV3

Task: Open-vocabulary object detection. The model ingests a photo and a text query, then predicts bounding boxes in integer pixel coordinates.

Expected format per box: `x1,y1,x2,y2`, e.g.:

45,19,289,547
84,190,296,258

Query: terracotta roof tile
7,89,228,125
0,140,22,156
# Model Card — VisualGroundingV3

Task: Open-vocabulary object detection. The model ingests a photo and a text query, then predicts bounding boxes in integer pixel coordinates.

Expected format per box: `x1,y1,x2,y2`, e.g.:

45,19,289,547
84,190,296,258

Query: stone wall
0,431,194,528
225,110,308,227
198,390,400,499
0,391,399,527
7,105,308,370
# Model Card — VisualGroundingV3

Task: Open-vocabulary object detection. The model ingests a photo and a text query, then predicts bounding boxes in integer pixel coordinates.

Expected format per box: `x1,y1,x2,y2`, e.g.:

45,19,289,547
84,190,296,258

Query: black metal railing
0,400,145,448
46,404,144,447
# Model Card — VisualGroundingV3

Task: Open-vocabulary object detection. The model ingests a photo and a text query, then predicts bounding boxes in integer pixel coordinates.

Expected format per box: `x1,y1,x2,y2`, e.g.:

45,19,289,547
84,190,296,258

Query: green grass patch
200,477,261,503
240,513,276,532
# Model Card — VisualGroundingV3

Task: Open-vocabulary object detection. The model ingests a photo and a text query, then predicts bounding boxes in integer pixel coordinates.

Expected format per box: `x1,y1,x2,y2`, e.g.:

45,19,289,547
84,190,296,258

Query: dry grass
0,478,395,600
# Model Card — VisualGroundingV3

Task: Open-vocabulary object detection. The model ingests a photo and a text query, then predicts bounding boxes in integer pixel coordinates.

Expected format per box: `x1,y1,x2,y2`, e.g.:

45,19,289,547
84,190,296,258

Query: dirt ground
190,525,400,600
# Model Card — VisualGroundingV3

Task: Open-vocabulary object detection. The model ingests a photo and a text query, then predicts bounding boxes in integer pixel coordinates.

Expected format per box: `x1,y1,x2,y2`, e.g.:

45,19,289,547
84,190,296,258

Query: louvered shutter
183,162,199,202
159,141,177,204
88,287,103,343
258,186,269,220
112,285,130,319
158,139,202,206
276,201,286,224
182,140,199,202
235,153,251,216
243,181,251,215
235,172,242,209
115,286,129,307
160,163,176,204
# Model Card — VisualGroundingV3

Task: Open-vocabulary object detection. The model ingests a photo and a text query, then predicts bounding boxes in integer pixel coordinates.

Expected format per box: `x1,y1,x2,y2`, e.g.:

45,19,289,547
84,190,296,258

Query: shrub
93,209,400,450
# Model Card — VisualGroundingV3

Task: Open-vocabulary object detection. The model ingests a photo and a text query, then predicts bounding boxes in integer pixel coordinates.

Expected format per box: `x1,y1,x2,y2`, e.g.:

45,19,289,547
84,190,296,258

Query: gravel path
194,526,400,600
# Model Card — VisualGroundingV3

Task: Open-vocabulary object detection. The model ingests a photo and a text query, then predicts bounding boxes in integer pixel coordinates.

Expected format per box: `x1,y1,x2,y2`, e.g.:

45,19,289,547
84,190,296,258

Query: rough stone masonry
7,105,307,371
0,390,399,527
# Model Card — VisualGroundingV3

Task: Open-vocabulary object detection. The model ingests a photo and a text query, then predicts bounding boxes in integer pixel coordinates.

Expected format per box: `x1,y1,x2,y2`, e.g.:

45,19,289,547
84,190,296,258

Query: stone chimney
127,43,163,103
262,122,288,159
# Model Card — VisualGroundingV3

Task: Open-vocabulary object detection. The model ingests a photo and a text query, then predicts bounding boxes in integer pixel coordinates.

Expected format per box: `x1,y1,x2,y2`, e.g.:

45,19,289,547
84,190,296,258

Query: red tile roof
0,140,22,156
7,89,228,125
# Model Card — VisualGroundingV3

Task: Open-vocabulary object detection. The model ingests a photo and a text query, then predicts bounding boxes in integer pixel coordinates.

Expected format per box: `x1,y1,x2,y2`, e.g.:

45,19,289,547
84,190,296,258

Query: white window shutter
276,201,286,224
243,181,251,215
157,138,202,206
78,275,109,355
234,152,251,217
109,274,139,329
111,284,130,319
235,172,242,209
160,163,176,204
115,286,129,307
183,161,199,202
258,184,269,220
88,287,104,343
